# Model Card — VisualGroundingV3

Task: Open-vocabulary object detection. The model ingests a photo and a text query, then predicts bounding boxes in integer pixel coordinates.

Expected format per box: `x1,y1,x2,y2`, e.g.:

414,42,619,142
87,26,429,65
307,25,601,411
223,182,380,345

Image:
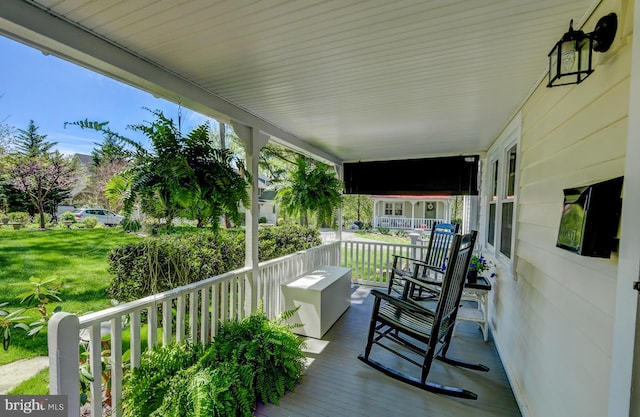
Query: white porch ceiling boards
0,0,595,163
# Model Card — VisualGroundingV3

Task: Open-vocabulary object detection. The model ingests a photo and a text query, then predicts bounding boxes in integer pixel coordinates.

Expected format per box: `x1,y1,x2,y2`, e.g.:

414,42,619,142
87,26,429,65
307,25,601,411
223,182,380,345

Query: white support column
233,122,268,315
608,1,640,415
335,164,343,242
48,312,80,417
410,201,416,229
372,198,379,228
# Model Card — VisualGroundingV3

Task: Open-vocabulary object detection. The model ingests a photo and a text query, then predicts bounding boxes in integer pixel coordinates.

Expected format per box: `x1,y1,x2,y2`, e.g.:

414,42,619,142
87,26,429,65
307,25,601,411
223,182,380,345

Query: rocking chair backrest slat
423,222,459,270
430,231,477,341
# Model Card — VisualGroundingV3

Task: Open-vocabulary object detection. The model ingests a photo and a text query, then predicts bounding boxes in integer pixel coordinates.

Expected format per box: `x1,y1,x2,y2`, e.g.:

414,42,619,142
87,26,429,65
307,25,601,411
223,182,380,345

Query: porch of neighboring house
371,195,467,232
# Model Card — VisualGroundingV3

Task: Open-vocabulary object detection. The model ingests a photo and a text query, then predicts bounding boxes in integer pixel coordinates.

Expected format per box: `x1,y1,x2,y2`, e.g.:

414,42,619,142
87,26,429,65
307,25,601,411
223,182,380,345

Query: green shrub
7,212,30,224
59,211,76,222
259,216,267,224
107,226,321,302
82,217,98,229
121,218,141,232
121,311,305,417
393,229,408,238
377,226,390,234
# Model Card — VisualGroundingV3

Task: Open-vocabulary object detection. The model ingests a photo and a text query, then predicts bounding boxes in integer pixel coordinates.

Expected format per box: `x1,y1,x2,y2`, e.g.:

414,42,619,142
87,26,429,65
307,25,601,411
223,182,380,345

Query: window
485,115,520,271
384,202,403,216
487,160,498,248
499,145,517,258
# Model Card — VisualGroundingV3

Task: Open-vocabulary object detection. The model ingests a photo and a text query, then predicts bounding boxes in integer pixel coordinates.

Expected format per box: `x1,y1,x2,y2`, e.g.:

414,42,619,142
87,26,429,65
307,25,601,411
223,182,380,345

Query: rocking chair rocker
358,231,489,400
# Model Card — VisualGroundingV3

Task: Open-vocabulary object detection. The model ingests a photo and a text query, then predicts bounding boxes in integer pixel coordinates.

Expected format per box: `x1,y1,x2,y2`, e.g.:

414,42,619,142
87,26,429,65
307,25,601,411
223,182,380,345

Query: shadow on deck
256,285,522,417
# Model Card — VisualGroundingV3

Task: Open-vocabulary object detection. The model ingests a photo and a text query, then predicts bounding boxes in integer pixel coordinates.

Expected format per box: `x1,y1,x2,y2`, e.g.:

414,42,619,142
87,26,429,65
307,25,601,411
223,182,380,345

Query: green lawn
353,231,411,244
0,228,142,364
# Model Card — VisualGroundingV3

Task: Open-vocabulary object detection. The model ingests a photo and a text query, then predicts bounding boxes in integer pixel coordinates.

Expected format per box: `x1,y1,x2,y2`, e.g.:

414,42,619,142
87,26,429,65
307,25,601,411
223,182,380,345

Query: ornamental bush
107,226,321,301
82,217,98,229
59,211,76,222
7,211,30,224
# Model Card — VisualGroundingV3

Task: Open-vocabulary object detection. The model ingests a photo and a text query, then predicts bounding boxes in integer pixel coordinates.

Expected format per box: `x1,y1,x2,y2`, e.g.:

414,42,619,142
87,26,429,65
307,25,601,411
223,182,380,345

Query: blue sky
0,35,211,155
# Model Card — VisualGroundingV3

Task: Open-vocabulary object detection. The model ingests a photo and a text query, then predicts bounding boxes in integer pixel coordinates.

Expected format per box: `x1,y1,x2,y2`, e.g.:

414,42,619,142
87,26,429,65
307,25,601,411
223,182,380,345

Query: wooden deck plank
256,286,522,417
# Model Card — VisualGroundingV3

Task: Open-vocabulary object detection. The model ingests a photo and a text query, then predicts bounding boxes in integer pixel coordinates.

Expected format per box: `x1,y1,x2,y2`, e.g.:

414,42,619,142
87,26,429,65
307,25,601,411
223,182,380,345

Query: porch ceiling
0,0,594,163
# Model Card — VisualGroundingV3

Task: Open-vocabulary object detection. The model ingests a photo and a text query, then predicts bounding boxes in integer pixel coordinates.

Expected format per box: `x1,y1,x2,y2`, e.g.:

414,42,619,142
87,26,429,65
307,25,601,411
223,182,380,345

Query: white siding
483,1,632,416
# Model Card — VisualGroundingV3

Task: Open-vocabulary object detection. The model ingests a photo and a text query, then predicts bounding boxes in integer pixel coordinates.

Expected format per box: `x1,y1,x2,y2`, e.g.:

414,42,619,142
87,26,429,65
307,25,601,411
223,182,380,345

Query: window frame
484,114,521,275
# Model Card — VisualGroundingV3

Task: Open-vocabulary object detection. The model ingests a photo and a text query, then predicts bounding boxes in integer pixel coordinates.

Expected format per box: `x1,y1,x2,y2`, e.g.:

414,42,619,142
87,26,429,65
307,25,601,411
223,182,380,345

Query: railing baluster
88,324,101,417
189,291,197,342
221,281,229,323
129,311,140,369
147,304,157,350
211,283,219,338
176,294,186,342
201,287,210,343
162,299,171,345
110,316,123,417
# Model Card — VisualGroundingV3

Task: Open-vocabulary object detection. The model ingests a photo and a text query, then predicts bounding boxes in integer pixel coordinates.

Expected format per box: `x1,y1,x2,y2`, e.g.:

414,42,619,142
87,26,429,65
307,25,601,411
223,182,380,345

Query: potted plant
467,255,490,283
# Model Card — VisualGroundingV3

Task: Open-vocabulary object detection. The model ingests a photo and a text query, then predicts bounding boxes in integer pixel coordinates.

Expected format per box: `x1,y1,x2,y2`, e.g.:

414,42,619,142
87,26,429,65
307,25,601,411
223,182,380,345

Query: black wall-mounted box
556,176,624,258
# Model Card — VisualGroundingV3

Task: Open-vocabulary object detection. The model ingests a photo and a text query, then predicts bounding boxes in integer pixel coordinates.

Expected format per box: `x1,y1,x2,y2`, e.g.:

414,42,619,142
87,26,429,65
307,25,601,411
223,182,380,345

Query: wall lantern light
547,13,617,87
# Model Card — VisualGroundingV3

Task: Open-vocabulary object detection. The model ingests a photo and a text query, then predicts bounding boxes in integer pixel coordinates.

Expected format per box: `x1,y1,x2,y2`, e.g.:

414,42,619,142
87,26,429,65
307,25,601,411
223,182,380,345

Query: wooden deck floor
255,286,522,417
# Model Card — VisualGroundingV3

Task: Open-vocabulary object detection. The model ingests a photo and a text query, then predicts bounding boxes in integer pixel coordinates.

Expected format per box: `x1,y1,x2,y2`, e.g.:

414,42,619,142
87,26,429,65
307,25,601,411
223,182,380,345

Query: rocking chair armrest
403,273,443,289
392,254,422,263
370,289,436,317
392,256,445,275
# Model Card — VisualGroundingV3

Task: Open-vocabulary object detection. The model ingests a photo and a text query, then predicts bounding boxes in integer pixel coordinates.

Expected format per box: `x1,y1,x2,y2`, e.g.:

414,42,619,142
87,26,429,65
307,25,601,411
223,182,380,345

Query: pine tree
15,120,56,157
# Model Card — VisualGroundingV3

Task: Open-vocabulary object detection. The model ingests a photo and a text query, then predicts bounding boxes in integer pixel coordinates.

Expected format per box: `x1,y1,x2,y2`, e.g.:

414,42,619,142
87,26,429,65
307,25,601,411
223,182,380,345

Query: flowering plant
468,255,490,273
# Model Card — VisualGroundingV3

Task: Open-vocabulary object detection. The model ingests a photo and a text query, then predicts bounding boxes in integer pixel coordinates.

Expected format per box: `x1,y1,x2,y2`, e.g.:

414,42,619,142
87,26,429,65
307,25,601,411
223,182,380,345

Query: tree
91,131,131,167
15,120,56,157
6,152,76,228
0,122,14,156
342,194,373,227
0,95,16,156
277,156,343,227
0,121,72,224
75,132,132,210
259,143,299,187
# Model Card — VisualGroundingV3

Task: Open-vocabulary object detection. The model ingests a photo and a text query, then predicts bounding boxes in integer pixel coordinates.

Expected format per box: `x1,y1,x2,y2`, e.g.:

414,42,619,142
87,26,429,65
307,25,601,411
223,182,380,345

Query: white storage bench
281,265,352,339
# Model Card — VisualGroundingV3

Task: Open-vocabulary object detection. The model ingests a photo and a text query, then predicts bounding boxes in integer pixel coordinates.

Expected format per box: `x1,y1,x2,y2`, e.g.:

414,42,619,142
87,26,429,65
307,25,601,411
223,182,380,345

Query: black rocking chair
358,231,489,400
387,222,459,299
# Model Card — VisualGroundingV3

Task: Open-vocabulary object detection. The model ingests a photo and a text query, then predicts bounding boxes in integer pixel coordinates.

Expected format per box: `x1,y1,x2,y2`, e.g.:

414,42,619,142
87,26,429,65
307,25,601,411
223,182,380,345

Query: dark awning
344,155,479,196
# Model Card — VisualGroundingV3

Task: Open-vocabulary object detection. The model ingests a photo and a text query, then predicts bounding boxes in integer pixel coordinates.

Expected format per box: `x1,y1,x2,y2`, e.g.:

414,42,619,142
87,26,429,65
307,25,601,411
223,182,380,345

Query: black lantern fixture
547,13,617,87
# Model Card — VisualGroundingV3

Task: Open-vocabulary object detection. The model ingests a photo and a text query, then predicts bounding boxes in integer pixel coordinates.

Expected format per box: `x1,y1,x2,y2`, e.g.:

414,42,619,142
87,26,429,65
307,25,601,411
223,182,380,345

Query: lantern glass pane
560,40,578,75
549,43,560,82
578,39,591,73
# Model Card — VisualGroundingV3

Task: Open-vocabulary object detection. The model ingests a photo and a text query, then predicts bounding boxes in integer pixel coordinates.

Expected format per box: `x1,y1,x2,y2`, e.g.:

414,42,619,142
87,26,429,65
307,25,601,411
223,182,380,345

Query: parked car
72,208,124,226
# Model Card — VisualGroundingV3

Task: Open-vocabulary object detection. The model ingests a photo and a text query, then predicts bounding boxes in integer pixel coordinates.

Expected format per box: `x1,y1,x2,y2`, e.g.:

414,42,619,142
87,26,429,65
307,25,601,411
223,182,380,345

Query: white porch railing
48,239,437,416
341,240,427,287
48,241,340,417
373,216,445,230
